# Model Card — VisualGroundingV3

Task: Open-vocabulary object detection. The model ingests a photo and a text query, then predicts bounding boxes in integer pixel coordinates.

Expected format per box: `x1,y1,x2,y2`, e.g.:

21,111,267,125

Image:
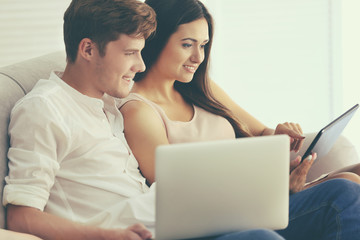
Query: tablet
301,104,359,162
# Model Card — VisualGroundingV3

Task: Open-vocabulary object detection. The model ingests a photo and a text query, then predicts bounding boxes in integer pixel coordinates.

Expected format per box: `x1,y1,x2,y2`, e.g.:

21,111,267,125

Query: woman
120,0,360,188
119,0,360,239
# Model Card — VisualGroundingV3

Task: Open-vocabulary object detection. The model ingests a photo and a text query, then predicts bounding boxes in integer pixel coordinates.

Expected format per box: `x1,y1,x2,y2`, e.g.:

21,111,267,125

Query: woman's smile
183,64,197,73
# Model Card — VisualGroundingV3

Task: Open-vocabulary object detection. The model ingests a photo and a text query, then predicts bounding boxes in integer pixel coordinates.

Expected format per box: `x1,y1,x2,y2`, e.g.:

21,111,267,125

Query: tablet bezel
301,104,359,162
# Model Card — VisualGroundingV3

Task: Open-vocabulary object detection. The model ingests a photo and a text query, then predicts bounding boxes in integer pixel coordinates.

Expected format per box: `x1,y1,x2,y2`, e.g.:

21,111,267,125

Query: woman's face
153,17,209,83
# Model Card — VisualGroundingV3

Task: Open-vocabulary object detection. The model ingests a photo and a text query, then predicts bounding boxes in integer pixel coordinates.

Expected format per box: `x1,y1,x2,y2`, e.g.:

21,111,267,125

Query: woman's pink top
120,93,235,144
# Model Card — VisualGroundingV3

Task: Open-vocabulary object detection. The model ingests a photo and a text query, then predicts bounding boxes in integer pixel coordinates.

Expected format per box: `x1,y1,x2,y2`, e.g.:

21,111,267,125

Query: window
205,0,342,133
0,0,71,67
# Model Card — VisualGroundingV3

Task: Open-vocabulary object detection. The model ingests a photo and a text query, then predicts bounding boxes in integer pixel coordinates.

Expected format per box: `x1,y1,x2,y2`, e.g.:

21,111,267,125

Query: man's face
93,34,146,98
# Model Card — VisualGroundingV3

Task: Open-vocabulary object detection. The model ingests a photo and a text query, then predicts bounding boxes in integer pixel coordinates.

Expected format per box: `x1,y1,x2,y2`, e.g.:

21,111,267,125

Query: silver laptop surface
155,135,290,240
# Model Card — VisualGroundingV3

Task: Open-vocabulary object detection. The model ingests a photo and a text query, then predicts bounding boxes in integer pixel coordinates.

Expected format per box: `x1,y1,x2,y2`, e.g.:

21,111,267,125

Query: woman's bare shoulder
120,98,165,131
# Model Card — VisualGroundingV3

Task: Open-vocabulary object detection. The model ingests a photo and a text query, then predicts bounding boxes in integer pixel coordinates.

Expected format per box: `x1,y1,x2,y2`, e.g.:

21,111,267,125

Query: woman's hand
289,153,316,194
275,122,305,152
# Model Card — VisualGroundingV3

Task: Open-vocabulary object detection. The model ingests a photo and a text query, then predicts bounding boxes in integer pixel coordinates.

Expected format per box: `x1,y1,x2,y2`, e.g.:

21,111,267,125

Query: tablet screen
301,104,359,162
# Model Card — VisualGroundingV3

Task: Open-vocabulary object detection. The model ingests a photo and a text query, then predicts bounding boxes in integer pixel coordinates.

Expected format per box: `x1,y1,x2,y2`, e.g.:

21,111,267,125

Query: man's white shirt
3,72,155,231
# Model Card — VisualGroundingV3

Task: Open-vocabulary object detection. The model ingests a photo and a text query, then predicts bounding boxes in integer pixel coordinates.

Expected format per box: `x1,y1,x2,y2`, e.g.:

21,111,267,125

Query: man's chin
109,91,130,99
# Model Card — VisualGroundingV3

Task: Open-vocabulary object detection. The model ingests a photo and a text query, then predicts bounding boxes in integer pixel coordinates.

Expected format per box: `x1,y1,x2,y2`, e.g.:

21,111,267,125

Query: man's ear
78,38,96,61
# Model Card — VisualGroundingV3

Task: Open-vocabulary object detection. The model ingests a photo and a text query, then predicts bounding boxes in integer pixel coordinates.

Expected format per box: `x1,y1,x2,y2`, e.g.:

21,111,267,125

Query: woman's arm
120,100,169,185
209,80,305,151
209,80,268,136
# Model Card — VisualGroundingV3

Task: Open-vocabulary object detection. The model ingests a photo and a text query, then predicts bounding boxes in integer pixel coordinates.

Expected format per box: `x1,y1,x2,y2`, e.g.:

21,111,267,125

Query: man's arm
7,205,152,240
5,97,152,240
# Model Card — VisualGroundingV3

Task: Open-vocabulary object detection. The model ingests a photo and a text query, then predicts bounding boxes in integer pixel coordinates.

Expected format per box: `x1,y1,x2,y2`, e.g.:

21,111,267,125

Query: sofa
0,51,359,230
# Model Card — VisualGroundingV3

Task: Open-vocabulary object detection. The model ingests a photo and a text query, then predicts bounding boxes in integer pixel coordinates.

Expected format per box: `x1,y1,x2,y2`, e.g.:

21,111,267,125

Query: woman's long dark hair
136,0,252,138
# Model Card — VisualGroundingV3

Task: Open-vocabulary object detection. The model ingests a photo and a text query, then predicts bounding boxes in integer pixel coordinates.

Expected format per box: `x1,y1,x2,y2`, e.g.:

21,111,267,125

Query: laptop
155,135,290,240
300,104,359,162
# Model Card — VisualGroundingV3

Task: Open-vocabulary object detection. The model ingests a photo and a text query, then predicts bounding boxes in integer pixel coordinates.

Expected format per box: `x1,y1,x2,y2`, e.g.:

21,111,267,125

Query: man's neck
61,62,103,99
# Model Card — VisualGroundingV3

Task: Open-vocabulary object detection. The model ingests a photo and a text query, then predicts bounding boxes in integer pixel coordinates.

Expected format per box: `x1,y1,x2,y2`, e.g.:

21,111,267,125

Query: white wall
204,0,359,153
205,0,341,128
342,0,360,153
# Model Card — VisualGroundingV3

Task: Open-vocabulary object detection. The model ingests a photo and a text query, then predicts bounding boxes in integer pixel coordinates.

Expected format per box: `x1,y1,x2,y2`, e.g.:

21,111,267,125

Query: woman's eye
125,52,135,56
182,43,192,48
200,44,206,49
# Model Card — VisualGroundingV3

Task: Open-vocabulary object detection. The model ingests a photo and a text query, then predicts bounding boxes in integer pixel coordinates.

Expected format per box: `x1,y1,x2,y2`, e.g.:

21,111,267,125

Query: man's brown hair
63,0,156,63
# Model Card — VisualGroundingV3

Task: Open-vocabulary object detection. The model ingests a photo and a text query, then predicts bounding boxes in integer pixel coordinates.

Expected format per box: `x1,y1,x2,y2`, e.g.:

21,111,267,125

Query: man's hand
110,223,152,240
289,153,316,194
127,224,152,240
275,122,305,153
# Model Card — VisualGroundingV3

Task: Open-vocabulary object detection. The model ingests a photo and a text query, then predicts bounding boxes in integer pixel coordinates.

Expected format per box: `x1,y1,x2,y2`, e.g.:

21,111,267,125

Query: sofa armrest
290,133,360,182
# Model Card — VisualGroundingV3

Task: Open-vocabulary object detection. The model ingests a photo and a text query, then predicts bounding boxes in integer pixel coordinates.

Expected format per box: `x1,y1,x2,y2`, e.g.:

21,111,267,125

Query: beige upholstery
295,133,360,182
0,51,359,230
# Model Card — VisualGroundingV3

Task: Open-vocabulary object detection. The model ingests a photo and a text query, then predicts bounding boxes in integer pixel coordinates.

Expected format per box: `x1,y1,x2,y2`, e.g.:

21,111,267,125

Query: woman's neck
132,71,180,104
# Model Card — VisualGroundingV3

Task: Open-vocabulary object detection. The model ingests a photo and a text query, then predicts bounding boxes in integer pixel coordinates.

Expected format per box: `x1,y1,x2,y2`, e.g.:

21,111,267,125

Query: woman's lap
277,178,360,240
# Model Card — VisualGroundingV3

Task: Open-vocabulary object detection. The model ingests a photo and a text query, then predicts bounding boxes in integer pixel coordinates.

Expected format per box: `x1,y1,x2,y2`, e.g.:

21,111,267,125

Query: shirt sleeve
3,96,70,210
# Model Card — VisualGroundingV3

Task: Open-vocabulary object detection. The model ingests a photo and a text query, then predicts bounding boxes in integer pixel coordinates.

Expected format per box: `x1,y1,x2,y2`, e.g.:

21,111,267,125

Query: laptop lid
155,135,290,240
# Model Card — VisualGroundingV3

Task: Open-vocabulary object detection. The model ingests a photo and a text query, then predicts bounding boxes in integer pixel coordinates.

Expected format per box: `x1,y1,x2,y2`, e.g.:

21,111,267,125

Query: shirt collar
50,71,120,111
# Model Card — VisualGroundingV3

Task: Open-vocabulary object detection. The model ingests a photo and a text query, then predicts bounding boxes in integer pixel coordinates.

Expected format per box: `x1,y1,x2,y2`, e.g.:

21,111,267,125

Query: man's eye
125,52,135,56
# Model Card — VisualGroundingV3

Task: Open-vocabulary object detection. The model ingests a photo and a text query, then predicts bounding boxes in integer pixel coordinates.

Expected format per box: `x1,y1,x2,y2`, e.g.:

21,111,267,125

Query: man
3,0,156,239
2,0,285,239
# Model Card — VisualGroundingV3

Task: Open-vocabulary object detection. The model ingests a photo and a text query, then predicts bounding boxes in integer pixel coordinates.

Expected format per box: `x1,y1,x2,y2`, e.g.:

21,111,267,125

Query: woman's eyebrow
181,37,209,43
123,48,141,52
